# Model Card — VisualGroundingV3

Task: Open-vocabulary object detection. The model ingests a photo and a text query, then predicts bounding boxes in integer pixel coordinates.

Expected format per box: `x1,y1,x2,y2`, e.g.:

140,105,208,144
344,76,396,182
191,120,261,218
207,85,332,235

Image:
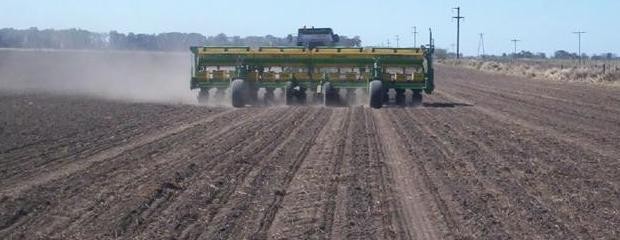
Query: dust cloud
0,49,198,104
0,49,376,106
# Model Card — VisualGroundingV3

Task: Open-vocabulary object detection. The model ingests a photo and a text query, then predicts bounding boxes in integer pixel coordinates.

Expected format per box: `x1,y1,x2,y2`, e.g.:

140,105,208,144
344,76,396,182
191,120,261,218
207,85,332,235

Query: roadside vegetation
435,49,620,86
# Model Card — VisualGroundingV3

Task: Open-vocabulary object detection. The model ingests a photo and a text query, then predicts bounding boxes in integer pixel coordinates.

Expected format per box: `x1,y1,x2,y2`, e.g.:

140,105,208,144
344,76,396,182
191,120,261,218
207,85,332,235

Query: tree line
434,48,618,60
0,28,362,51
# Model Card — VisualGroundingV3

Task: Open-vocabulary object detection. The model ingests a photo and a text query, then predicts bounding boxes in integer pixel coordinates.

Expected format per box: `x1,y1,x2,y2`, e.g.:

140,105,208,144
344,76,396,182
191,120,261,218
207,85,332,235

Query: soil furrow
424,94,619,238
390,108,512,239
435,89,619,160
0,108,235,197
0,107,225,183
1,62,619,239
364,109,403,240
267,108,351,240
436,65,620,104
373,109,447,240
104,107,303,239
329,107,392,240
124,107,314,239
447,80,620,132
409,107,577,239
450,78,620,117
0,108,278,238
199,108,331,240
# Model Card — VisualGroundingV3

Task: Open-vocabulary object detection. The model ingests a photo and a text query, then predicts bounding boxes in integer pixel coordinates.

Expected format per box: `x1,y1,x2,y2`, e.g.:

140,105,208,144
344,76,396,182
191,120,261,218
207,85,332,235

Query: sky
2,0,619,56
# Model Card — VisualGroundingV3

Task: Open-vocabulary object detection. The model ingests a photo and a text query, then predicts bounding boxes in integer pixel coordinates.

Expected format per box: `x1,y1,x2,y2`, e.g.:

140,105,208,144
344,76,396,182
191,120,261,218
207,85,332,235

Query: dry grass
440,58,620,87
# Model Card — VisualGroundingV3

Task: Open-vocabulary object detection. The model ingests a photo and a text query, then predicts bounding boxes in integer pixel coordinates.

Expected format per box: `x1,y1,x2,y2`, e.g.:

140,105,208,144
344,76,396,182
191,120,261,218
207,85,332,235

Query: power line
453,7,465,59
573,31,586,64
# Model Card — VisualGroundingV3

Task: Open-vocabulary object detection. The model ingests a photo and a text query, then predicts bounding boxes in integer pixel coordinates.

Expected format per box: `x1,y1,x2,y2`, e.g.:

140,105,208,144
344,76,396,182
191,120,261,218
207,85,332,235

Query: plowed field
1,65,618,239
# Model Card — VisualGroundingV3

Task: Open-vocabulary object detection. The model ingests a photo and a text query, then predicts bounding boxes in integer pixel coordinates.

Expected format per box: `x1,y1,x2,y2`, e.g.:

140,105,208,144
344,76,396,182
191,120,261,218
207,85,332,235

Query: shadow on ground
422,102,473,108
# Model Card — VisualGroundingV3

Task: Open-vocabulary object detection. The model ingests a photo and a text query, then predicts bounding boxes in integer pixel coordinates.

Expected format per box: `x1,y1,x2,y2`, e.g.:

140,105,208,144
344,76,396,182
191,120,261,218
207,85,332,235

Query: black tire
323,82,338,106
231,79,246,108
383,90,390,104
369,80,384,109
285,81,295,105
297,90,307,104
285,81,307,105
395,89,406,106
412,91,423,106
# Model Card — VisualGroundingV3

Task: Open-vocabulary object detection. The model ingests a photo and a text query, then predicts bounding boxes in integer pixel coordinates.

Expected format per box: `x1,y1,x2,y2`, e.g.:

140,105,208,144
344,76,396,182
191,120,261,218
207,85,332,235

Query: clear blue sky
2,0,618,56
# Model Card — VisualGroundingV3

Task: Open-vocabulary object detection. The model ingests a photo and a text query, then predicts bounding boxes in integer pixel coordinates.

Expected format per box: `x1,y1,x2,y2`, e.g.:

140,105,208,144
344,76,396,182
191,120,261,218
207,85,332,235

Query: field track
1,65,618,239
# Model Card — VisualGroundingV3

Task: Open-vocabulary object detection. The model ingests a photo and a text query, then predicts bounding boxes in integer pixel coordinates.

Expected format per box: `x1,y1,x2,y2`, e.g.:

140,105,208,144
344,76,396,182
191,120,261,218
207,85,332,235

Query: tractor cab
296,27,340,49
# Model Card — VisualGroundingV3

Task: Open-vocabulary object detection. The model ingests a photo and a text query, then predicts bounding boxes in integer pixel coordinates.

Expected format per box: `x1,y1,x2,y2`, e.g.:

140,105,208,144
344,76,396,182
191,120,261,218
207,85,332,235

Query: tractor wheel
412,91,423,106
369,80,384,109
298,90,307,104
231,79,246,108
383,89,390,104
323,82,338,106
395,89,406,106
197,89,209,104
285,81,307,105
285,81,296,105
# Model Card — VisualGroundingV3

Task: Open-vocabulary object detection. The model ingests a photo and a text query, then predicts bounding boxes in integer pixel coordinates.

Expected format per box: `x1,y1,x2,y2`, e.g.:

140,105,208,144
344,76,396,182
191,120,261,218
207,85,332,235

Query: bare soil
1,65,619,239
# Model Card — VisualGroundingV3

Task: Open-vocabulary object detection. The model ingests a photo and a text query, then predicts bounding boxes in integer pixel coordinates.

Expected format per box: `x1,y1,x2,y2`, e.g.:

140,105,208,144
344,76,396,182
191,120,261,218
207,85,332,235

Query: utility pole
429,28,434,48
395,35,400,48
573,31,586,64
478,33,485,57
412,26,418,47
387,39,391,47
511,39,521,58
453,7,465,59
